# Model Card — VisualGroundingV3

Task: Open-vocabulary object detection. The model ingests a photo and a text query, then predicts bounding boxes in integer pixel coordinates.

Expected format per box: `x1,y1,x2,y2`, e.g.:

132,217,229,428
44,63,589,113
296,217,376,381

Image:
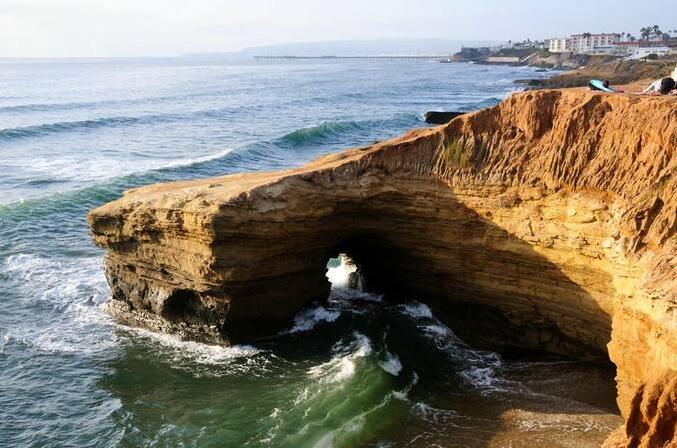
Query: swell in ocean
0,112,423,212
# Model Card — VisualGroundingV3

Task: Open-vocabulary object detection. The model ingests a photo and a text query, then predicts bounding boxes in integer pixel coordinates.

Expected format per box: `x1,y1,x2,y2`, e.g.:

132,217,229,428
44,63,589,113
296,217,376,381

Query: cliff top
90,89,676,251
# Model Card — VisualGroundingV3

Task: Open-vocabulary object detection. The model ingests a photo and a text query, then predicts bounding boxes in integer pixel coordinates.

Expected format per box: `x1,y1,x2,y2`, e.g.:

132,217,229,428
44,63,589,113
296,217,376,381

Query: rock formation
527,56,676,89
424,111,465,124
88,89,676,447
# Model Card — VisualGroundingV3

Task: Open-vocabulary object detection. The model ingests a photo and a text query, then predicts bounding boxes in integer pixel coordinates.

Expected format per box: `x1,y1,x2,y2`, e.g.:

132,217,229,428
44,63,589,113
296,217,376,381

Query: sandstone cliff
88,89,676,447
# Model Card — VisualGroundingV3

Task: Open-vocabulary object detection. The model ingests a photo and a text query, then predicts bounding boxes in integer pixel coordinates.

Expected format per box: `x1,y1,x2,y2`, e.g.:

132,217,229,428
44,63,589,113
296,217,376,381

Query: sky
0,0,673,57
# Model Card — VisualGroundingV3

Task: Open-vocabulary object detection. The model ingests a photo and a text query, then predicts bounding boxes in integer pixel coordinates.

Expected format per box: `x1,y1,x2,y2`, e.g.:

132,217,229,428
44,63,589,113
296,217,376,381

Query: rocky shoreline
521,55,677,89
451,48,676,90
89,89,675,447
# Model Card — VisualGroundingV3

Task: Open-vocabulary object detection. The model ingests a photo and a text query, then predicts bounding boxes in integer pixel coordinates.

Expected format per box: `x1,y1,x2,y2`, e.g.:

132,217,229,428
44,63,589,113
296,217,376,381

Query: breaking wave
277,114,420,147
1,253,115,355
286,305,341,334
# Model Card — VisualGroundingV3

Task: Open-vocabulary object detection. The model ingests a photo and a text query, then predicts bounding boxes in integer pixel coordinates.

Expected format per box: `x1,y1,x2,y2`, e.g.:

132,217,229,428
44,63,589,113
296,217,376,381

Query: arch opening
326,253,365,291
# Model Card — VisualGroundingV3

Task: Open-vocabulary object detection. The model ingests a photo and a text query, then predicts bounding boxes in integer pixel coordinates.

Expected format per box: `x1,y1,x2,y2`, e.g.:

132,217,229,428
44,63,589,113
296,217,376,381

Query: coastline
4,56,671,447
89,87,676,448
449,47,676,90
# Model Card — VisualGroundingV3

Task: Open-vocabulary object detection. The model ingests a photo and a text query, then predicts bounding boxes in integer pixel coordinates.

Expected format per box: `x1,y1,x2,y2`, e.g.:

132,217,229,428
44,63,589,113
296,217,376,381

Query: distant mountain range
184,38,499,59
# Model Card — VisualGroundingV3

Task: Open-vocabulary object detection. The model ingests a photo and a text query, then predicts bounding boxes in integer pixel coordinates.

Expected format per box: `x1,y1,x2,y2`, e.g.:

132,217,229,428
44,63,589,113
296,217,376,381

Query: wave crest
277,114,420,147
0,115,155,142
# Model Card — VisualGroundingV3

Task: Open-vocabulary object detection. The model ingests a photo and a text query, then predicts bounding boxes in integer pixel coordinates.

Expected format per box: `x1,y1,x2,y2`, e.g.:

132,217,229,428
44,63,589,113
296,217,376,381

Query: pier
253,55,451,61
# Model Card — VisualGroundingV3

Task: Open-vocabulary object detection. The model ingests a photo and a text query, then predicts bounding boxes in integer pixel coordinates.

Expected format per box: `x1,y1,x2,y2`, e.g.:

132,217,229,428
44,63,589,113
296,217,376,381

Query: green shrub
441,138,471,167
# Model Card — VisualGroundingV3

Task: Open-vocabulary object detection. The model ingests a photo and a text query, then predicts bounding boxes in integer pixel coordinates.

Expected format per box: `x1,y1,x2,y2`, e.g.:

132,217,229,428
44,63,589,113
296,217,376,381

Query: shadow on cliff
318,183,622,445
324,184,614,360
98,180,622,447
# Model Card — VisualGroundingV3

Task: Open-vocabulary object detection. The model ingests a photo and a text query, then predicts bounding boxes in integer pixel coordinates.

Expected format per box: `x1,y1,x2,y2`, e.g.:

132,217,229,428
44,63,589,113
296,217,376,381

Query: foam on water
0,148,234,205
399,301,434,319
379,350,403,376
396,300,506,393
287,305,342,334
2,253,117,355
308,332,373,383
411,401,459,425
119,324,268,376
26,147,233,181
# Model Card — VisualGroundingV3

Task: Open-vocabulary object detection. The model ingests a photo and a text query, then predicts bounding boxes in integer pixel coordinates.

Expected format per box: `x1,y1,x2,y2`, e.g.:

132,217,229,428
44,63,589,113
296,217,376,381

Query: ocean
0,58,621,447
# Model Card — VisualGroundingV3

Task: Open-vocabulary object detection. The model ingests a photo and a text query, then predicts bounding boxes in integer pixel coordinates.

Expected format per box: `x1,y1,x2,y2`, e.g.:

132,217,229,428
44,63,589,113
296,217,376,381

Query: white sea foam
119,325,270,376
398,299,506,393
3,252,269,374
422,324,453,337
294,387,310,405
2,253,117,355
399,302,433,319
458,366,501,389
154,148,234,171
307,332,372,383
310,398,389,448
411,401,459,424
1,148,234,205
23,149,233,184
4,253,108,306
286,305,341,334
378,350,403,376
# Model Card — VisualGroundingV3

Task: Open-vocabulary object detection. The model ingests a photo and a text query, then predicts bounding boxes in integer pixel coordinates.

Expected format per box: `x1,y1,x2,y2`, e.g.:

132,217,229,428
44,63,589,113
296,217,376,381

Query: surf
277,114,421,148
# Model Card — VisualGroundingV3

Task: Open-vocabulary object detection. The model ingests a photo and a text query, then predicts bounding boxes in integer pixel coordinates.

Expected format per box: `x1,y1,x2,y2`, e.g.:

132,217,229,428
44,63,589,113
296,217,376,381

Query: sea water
0,58,620,447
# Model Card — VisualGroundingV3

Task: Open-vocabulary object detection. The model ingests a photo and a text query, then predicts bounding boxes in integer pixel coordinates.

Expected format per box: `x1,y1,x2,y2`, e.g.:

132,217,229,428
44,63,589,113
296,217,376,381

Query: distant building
613,41,674,57
627,46,671,59
583,45,627,56
548,33,622,54
570,33,621,53
548,38,570,53
501,39,547,51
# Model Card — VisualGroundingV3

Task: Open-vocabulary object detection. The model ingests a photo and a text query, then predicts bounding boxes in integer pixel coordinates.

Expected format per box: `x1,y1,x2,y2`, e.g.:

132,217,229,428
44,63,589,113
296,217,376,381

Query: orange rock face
88,89,676,447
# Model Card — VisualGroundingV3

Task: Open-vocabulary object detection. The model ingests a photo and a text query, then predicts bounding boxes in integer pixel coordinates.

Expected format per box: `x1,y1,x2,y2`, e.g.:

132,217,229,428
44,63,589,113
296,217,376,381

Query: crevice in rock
161,289,204,322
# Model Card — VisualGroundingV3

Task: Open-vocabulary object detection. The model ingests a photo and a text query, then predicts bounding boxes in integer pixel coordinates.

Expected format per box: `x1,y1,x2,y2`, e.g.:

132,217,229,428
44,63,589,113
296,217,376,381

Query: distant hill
184,38,499,59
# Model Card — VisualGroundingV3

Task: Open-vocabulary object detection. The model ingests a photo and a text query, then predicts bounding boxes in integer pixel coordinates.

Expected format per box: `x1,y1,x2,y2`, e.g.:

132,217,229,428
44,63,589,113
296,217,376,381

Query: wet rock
424,111,465,124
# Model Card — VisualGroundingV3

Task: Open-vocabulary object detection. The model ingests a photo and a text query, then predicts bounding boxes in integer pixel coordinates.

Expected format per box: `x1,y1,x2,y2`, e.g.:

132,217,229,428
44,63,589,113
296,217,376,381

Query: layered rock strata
89,89,676,447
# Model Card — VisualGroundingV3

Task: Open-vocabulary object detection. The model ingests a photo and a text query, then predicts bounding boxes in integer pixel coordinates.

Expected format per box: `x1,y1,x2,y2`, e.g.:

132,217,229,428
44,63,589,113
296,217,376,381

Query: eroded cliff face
88,90,676,447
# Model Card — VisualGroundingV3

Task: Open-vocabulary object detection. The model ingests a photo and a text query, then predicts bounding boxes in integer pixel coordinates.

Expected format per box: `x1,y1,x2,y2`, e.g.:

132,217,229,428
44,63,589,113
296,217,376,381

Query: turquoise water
0,59,620,447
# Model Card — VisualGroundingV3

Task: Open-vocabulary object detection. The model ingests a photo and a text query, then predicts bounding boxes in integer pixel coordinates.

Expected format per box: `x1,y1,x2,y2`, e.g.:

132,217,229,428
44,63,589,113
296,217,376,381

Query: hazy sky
0,0,673,57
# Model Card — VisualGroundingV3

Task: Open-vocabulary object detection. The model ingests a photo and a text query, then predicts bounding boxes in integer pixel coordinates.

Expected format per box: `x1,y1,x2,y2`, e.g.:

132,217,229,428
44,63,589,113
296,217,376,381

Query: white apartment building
549,38,570,53
627,46,671,59
570,33,621,53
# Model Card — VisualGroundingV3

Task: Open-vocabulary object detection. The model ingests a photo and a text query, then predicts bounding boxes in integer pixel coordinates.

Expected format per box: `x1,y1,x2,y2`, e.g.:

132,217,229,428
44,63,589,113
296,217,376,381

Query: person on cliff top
643,64,677,95
642,77,675,95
